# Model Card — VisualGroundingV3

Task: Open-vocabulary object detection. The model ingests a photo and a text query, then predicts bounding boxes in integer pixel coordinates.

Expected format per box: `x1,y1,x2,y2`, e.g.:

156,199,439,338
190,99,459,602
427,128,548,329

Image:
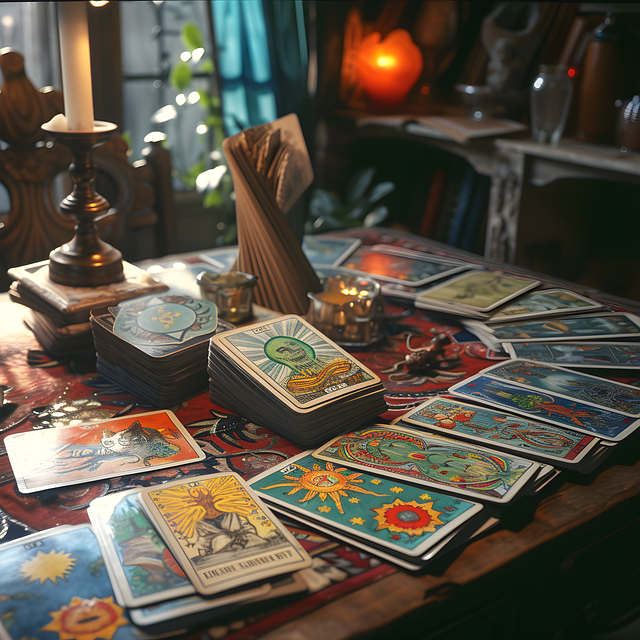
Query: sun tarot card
313,425,541,504
487,288,603,323
250,452,483,558
137,473,312,596
473,312,640,343
0,524,138,640
301,235,361,267
112,293,218,348
338,244,469,287
449,374,640,441
415,270,540,312
402,397,600,465
502,342,640,369
88,488,196,608
5,410,205,494
211,314,381,411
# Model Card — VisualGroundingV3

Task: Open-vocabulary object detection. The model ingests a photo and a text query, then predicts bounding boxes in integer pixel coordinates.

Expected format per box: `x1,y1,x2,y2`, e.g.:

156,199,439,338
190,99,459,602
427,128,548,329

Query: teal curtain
211,0,278,134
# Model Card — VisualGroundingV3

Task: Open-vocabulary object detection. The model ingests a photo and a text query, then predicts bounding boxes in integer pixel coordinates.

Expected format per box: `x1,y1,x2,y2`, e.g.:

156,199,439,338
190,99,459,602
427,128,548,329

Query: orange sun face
42,596,128,640
259,461,387,514
371,499,444,536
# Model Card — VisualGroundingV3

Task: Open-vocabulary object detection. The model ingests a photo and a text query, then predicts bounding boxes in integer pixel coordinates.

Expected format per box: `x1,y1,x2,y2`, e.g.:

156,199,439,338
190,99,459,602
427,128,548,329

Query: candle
58,2,94,131
306,272,385,347
356,29,423,109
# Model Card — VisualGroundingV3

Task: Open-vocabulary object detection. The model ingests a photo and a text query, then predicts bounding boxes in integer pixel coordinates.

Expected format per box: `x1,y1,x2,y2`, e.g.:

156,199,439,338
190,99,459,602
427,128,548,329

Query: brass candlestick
41,119,124,286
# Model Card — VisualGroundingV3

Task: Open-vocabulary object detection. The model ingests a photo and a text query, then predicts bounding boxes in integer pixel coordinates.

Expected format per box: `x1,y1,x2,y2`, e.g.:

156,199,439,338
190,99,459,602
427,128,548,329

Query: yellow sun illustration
371,499,444,536
42,596,128,640
19,549,75,585
260,461,387,514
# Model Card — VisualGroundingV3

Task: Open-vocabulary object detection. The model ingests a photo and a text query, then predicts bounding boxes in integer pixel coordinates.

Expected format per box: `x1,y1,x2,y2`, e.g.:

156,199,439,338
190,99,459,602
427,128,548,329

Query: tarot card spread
5,410,205,493
402,397,599,465
450,359,640,441
211,315,381,411
137,473,311,596
250,452,482,558
313,425,541,503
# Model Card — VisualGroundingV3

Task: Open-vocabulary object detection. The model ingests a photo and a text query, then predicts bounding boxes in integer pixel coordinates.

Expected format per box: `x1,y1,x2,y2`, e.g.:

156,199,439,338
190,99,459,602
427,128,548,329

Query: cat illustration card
137,472,312,596
5,410,205,493
211,315,381,411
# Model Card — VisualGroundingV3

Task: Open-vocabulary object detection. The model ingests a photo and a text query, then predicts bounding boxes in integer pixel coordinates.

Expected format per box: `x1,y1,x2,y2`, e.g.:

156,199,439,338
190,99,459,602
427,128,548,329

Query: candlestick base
42,119,124,287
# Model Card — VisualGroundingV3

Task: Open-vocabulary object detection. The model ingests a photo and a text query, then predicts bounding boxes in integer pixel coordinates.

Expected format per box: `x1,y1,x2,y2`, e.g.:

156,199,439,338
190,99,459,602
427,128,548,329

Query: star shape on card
348,497,360,503
389,487,403,493
350,517,365,525
370,478,382,485
420,494,432,501
318,505,331,513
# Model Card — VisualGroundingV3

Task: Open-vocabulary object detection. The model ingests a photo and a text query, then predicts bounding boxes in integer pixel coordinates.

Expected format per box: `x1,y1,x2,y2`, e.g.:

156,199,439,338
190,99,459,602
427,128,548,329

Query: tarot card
301,235,361,267
0,524,139,640
137,473,312,596
88,489,196,608
313,424,541,504
112,293,218,348
449,374,640,441
478,359,640,416
415,270,540,312
5,410,205,493
471,312,640,343
338,244,468,287
250,452,482,558
211,314,381,411
402,397,599,465
502,342,640,369
487,289,604,323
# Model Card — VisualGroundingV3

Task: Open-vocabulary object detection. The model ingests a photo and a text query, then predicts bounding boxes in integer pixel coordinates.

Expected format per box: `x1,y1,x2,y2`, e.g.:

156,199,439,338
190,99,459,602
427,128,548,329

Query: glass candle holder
196,271,258,324
530,64,573,145
306,270,385,347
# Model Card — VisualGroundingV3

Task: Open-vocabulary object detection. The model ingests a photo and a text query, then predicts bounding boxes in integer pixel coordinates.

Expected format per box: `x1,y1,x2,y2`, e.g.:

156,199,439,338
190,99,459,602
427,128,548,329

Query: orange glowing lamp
356,29,424,108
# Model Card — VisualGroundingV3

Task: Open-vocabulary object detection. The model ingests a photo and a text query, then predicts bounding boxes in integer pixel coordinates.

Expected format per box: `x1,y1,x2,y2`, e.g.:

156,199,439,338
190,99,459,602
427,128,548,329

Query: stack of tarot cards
414,270,540,319
91,293,234,407
250,451,493,571
399,396,614,474
207,315,387,447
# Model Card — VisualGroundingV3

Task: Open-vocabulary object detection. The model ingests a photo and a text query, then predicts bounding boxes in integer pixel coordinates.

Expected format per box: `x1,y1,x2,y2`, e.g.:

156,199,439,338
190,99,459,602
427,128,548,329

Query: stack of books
8,260,167,359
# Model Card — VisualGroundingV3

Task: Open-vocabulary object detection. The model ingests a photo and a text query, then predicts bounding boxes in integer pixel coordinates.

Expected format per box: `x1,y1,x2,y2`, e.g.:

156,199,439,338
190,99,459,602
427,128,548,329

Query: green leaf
200,58,215,73
363,205,388,227
181,23,203,51
204,189,223,208
346,168,375,205
368,181,395,204
170,61,192,91
309,189,341,218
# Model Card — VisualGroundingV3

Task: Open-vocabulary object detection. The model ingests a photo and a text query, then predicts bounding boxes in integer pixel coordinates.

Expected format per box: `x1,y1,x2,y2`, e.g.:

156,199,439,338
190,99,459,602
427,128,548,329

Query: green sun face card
211,315,380,410
250,452,482,558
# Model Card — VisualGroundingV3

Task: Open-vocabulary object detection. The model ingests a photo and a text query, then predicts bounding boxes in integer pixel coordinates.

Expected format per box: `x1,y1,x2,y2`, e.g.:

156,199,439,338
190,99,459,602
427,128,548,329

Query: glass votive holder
306,270,385,347
196,271,258,324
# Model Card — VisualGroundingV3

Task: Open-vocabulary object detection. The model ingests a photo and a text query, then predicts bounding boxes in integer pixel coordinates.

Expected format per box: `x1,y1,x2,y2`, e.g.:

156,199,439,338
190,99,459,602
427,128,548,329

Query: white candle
58,2,94,131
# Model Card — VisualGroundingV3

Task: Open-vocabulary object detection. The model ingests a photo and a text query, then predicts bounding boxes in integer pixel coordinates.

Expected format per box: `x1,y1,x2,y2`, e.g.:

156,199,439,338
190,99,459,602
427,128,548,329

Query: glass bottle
530,64,573,145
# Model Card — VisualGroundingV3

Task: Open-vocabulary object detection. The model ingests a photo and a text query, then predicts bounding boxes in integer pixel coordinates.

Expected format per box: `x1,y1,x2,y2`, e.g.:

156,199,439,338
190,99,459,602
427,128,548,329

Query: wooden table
2,230,640,640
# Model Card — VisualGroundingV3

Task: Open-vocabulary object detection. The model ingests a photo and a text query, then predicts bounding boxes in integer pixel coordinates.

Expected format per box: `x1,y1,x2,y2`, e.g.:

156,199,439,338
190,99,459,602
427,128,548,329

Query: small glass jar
196,271,258,324
530,64,573,145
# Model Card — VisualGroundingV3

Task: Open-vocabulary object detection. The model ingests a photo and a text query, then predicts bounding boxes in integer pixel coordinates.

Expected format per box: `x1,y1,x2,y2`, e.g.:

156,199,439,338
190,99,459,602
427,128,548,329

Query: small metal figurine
404,332,460,371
